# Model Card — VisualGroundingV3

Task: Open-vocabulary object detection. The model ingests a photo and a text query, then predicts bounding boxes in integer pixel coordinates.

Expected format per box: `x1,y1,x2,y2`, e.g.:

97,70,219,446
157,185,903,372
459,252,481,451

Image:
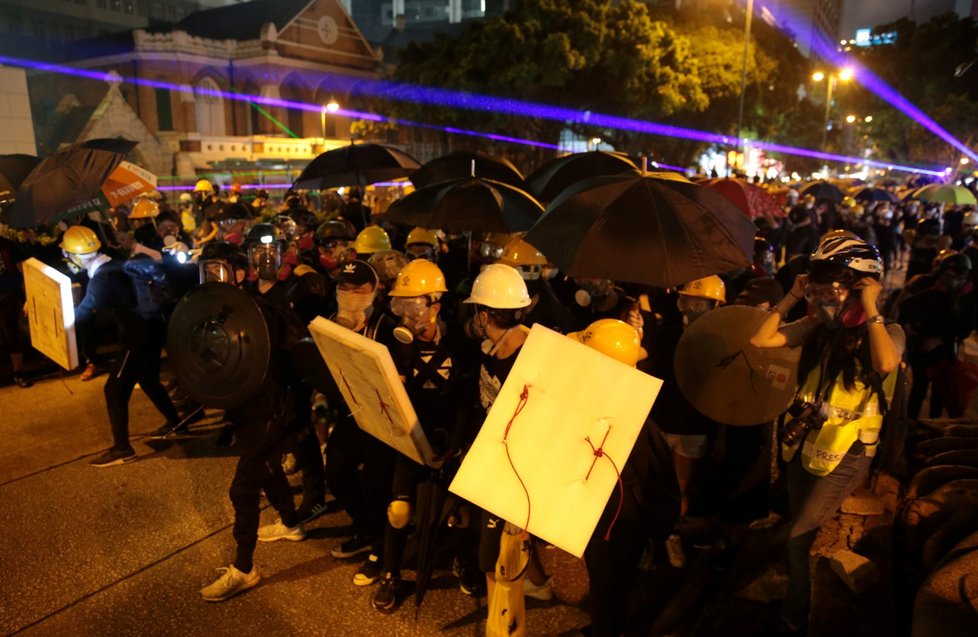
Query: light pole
813,68,852,152
736,0,754,152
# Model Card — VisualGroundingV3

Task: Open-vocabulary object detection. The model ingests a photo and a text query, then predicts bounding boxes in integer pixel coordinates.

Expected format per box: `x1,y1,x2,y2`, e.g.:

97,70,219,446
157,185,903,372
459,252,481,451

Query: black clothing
647,324,716,436
785,224,819,260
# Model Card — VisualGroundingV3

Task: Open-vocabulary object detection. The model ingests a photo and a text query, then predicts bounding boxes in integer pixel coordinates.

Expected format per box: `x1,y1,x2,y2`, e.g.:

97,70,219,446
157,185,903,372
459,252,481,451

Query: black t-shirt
647,324,716,436
0,237,27,298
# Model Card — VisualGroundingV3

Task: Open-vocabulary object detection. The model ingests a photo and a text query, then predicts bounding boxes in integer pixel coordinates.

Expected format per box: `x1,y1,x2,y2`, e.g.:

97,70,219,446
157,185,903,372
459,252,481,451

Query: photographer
749,236,903,633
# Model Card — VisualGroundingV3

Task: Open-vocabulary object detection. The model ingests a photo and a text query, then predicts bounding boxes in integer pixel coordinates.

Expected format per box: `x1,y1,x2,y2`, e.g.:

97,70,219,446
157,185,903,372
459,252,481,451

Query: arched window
194,77,226,136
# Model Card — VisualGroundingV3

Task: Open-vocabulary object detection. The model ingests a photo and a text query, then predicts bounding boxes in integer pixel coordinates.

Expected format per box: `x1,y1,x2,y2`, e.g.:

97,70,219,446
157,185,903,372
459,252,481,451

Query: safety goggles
805,281,850,304
390,296,430,319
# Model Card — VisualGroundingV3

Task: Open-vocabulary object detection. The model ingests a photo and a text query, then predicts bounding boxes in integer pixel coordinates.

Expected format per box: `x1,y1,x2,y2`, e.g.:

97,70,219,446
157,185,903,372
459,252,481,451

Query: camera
782,400,827,447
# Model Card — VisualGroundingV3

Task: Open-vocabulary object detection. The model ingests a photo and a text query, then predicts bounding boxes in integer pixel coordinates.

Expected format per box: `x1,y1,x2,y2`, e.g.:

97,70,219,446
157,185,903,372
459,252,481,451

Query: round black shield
166,282,270,409
675,305,800,426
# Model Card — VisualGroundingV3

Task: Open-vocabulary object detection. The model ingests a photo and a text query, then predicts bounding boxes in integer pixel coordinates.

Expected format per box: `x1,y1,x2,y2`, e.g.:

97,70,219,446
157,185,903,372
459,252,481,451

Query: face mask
297,234,314,251
336,288,376,329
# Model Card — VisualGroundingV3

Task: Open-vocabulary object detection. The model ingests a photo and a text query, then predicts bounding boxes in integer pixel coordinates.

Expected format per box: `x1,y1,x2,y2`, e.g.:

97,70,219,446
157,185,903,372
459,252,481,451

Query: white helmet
964,211,978,227
464,263,531,309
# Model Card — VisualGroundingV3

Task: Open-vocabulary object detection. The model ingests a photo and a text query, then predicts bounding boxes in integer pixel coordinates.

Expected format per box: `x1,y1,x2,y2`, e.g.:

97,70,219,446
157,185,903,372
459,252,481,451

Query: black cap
733,277,784,307
337,259,378,287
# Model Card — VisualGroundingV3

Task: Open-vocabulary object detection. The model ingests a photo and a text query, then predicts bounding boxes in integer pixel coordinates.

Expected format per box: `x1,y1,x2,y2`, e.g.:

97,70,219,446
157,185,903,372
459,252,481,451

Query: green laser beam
231,88,299,139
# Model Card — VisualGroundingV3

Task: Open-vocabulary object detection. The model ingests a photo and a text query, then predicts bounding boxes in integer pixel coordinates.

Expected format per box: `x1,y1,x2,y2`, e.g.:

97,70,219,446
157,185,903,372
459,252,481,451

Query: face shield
406,244,436,262
248,241,282,282
318,239,353,271
199,258,239,285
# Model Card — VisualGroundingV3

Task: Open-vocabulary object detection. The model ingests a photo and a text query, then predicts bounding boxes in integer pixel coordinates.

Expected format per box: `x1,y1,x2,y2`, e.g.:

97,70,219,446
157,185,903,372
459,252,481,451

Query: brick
841,494,885,516
830,550,879,594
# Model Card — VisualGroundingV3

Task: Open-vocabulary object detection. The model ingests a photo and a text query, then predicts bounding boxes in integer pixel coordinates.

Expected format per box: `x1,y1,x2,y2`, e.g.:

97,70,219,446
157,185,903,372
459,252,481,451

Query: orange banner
101,161,157,207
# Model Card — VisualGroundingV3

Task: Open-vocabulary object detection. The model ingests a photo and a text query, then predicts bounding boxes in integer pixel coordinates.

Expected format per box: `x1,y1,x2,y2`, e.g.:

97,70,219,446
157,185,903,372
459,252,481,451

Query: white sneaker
200,565,260,602
257,519,306,543
523,576,554,601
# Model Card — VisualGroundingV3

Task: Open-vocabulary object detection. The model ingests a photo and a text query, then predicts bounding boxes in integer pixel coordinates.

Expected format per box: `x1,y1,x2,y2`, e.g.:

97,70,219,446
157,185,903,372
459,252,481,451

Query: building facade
28,0,384,180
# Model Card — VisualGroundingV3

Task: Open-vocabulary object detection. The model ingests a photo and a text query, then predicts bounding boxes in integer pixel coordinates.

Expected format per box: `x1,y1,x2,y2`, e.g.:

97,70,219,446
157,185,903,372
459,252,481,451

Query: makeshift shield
166,282,270,409
307,317,437,467
675,305,800,426
23,257,78,371
449,324,662,558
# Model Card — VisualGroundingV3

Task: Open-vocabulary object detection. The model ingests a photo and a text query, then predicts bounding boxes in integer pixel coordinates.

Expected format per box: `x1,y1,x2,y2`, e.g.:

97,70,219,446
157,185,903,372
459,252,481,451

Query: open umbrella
524,174,754,287
292,143,420,191
800,180,845,203
852,186,898,204
525,151,638,202
2,138,137,228
705,178,786,219
384,177,543,233
410,151,525,189
0,154,41,204
913,183,978,206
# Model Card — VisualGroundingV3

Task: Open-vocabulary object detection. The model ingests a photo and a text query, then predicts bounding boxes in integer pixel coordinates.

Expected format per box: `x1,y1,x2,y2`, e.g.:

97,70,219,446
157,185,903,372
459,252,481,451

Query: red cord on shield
585,430,624,541
502,384,532,532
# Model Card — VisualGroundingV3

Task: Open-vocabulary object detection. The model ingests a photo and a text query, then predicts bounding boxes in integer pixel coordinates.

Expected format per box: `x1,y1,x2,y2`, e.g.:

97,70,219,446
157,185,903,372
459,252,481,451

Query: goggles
805,281,850,304
390,296,430,319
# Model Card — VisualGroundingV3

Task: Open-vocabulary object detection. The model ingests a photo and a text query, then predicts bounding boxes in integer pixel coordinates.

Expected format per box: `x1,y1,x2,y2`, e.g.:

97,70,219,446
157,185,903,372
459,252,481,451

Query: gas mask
677,295,714,327
406,244,436,262
318,241,352,272
336,288,376,329
63,250,96,274
248,242,282,282
390,296,434,344
574,279,618,308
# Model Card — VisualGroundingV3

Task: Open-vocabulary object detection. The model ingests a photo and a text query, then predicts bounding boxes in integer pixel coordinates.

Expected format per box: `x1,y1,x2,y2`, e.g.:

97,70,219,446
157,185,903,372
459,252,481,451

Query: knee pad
387,500,412,529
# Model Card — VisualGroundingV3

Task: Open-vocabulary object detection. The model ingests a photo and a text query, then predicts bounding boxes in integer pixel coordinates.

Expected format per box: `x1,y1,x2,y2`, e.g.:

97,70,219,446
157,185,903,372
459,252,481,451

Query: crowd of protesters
3,173,978,636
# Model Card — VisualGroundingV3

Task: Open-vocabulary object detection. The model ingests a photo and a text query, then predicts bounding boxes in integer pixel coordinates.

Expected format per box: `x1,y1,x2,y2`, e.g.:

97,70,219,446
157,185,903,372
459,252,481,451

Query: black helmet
244,222,283,246
219,202,255,221
810,236,883,281
289,209,319,233
935,250,972,275
315,218,357,244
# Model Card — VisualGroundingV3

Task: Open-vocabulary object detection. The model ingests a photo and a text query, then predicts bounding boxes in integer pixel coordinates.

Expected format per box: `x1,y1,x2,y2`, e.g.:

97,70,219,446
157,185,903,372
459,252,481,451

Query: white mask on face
336,289,376,329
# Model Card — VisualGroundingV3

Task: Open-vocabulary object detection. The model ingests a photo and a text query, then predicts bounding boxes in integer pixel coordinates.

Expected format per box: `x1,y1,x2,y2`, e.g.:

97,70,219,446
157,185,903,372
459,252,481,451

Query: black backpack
123,255,176,320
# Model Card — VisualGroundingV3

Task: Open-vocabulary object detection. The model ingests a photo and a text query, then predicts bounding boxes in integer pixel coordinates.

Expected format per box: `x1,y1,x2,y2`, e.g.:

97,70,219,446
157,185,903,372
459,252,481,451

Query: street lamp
590,137,602,151
846,114,857,124
812,68,853,151
321,98,340,144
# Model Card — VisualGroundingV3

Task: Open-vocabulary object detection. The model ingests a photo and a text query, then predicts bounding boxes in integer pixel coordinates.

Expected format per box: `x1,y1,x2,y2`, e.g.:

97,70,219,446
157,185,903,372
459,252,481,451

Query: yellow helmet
497,236,547,268
569,319,641,367
353,225,392,254
405,227,439,247
194,178,214,193
129,198,160,219
678,275,726,305
389,259,448,297
60,225,101,254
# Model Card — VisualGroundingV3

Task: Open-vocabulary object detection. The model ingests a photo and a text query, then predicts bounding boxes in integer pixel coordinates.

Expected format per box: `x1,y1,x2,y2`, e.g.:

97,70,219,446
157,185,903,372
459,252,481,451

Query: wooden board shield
307,316,436,467
23,257,78,370
449,323,662,558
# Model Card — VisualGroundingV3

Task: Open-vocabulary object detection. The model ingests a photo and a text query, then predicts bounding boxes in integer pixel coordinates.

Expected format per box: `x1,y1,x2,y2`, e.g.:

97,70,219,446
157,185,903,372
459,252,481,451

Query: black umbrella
412,471,457,617
0,154,41,203
524,174,754,287
525,151,639,202
384,177,543,233
799,180,845,203
2,139,136,228
410,151,525,189
853,186,898,203
292,143,420,190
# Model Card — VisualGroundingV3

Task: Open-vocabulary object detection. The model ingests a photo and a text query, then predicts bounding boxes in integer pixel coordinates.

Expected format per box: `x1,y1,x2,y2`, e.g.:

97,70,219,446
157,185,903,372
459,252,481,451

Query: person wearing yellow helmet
570,318,679,637
498,236,577,333
370,259,472,610
61,224,182,468
677,275,725,326
404,227,440,262
353,225,392,256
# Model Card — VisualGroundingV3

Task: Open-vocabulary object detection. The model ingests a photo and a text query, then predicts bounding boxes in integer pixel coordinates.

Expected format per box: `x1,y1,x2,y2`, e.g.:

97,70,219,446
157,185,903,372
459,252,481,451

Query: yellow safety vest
783,362,898,477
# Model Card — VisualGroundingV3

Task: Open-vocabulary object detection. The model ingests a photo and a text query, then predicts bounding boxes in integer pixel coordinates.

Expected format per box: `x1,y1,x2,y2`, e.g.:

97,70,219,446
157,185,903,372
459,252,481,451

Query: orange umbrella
705,178,785,219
